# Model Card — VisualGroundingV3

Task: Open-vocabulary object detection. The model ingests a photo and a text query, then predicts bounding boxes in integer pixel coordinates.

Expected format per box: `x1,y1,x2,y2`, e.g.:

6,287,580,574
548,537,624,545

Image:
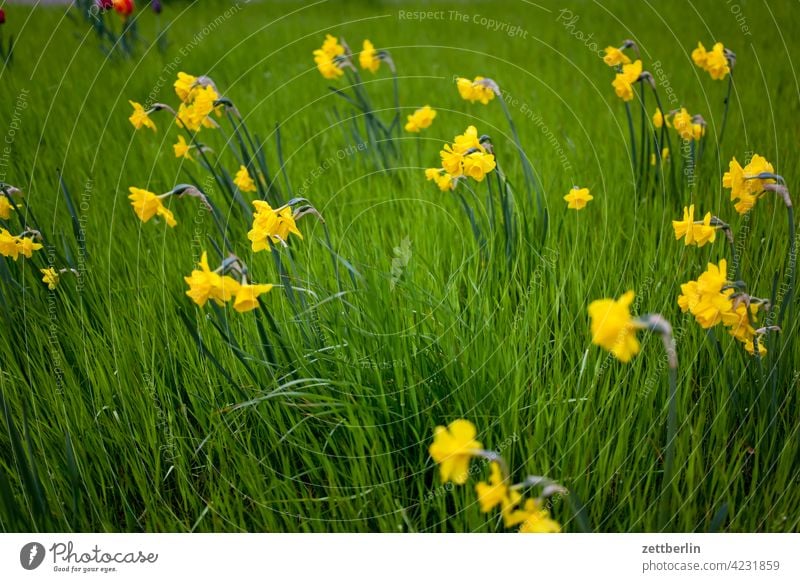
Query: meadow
0,0,798,533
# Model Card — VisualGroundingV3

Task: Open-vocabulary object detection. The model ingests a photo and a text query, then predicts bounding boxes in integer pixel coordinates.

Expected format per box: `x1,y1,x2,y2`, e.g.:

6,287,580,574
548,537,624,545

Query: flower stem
717,73,734,148
496,91,543,231
624,102,637,178
638,314,678,530
778,204,795,328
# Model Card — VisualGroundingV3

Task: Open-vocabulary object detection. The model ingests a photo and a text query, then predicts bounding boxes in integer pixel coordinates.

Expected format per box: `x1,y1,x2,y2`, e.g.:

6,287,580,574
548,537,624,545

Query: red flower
112,0,135,17
0,9,6,25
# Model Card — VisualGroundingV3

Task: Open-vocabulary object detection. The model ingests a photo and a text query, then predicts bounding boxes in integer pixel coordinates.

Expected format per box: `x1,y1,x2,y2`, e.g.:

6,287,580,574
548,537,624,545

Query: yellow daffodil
588,290,640,363
653,108,670,129
691,42,708,69
453,125,483,153
671,108,696,141
612,60,642,101
436,126,494,183
234,165,257,193
677,260,732,329
233,283,274,313
313,34,345,79
128,101,156,131
425,168,456,192
428,419,482,484
517,499,562,533
173,135,192,160
603,46,630,67
462,152,496,182
440,144,464,177
672,205,717,247
128,187,177,227
650,147,670,165
723,154,776,214
456,76,495,105
248,201,303,252
721,302,766,355
0,229,20,259
174,72,198,103
693,42,730,80
176,85,220,132
474,462,509,513
0,230,43,260
359,39,380,73
16,236,43,258
692,122,705,141
41,268,59,290
705,43,730,79
184,251,240,307
404,105,436,133
0,195,14,219
563,187,593,210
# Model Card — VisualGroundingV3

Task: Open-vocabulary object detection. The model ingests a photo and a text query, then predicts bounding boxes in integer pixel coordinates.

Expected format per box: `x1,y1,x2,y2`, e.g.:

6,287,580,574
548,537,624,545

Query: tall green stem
717,73,734,148
624,102,637,179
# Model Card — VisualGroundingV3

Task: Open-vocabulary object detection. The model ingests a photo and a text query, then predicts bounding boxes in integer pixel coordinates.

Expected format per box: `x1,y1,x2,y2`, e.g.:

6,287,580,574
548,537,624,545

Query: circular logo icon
20,542,46,570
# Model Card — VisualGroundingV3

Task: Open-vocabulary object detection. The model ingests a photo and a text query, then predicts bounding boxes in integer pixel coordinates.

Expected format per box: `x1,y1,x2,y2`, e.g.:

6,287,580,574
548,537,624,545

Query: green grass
0,0,798,533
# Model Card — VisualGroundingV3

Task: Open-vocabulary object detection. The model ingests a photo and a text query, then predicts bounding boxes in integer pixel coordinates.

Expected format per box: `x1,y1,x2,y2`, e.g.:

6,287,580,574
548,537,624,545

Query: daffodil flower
455,76,495,105
0,194,15,219
184,252,241,308
128,187,177,227
587,290,641,362
603,46,631,67
40,268,60,290
404,106,436,133
248,201,303,252
233,165,257,193
611,60,642,101
313,34,345,80
128,101,156,131
233,282,274,313
173,135,193,160
428,419,482,484
563,187,593,210
359,39,380,73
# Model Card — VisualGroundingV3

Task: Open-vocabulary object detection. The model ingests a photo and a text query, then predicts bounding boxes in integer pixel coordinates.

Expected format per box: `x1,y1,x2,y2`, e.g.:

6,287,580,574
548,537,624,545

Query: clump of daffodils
425,126,496,192
455,76,496,105
678,259,768,355
313,35,388,79
692,41,733,80
428,419,563,533
0,228,43,261
184,252,274,314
